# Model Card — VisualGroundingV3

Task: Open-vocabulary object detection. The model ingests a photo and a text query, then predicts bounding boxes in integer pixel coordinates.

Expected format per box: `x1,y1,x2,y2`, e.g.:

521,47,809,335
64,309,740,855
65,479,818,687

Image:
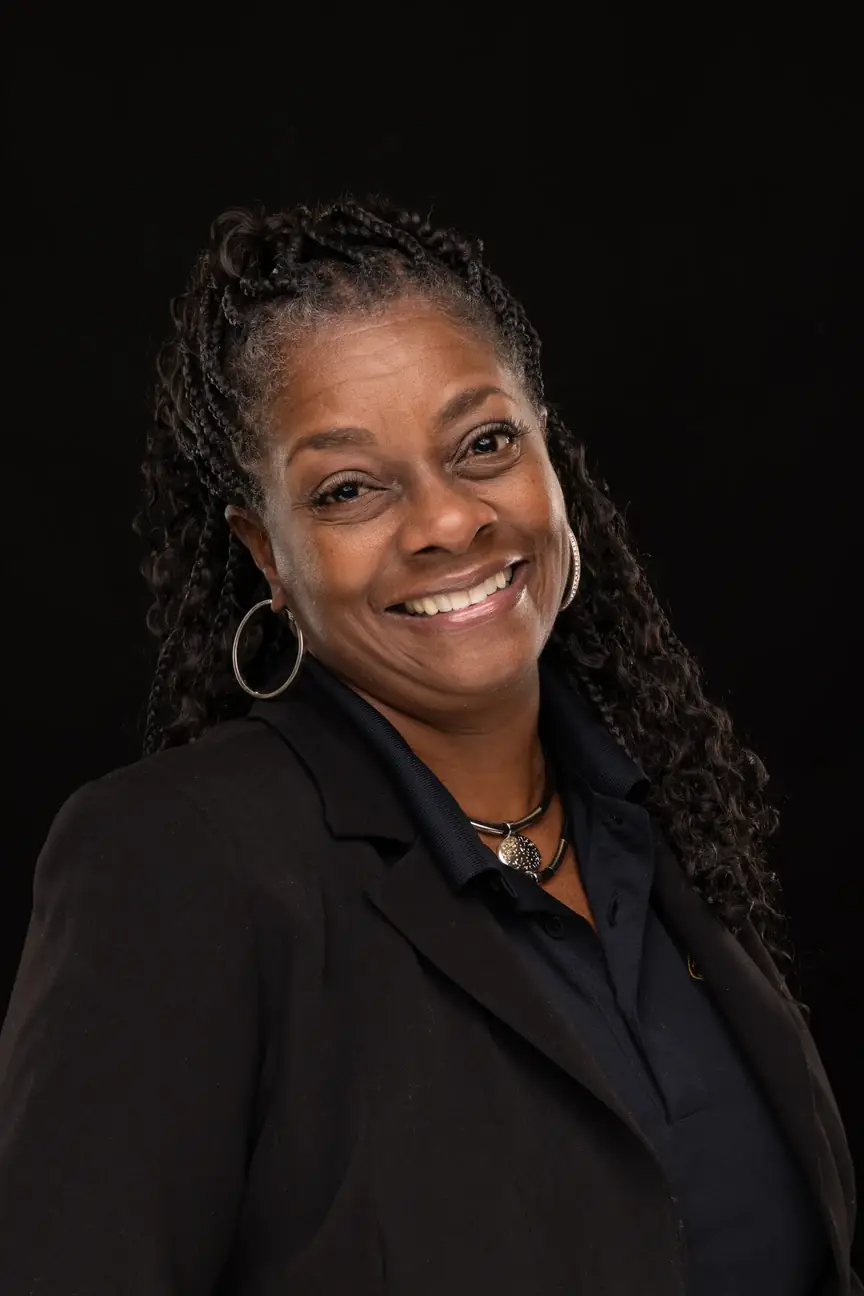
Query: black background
4,34,862,1267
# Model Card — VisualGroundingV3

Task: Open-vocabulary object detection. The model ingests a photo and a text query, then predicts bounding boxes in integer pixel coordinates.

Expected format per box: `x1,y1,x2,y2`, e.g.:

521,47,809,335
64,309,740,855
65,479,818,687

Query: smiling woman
0,197,858,1294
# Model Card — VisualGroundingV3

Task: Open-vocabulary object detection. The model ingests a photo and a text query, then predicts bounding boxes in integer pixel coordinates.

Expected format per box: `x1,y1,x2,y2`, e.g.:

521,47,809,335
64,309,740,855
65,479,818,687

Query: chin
414,640,541,705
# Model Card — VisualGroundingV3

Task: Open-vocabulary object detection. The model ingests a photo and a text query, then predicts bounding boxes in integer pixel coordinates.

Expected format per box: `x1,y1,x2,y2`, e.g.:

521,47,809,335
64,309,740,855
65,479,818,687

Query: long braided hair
137,196,785,961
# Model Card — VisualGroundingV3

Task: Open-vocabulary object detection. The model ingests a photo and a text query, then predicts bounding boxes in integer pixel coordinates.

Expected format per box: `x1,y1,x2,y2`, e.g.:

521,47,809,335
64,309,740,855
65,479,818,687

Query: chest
241,859,684,1292
232,819,839,1294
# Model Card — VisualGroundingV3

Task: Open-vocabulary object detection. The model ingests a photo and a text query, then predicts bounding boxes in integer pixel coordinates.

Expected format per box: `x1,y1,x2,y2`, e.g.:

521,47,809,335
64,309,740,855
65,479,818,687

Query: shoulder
32,717,330,956
45,715,324,868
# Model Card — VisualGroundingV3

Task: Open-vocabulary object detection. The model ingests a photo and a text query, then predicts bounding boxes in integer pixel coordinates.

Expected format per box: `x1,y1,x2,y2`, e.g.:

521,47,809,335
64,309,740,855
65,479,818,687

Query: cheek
519,463,569,599
519,456,567,532
269,517,383,617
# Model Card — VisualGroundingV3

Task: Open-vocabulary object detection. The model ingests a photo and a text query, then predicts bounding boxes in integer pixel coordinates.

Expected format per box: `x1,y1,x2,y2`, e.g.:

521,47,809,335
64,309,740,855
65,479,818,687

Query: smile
387,561,529,627
401,564,515,615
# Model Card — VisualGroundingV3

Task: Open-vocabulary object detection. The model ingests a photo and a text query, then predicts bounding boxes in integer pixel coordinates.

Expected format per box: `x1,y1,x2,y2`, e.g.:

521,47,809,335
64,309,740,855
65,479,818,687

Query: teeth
403,566,514,616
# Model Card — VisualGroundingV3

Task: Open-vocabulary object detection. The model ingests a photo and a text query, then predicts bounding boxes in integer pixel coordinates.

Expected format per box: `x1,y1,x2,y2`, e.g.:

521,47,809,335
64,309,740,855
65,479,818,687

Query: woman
0,198,857,1294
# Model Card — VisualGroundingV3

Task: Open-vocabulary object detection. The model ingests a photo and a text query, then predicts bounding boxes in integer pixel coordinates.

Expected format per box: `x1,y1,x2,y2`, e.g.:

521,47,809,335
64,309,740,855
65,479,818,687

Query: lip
385,559,530,629
385,557,526,611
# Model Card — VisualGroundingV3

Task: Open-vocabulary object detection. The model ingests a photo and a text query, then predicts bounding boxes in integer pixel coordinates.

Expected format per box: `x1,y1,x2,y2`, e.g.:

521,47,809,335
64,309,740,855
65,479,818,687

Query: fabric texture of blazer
0,662,859,1294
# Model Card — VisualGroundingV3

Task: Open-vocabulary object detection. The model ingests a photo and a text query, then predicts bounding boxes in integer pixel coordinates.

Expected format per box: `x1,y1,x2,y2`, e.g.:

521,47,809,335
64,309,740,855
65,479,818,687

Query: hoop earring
231,598,305,699
558,525,581,611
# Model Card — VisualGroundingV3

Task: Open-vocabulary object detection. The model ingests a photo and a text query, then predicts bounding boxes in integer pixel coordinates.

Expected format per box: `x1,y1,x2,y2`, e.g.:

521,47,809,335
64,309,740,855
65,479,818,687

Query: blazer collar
248,655,417,845
538,656,650,803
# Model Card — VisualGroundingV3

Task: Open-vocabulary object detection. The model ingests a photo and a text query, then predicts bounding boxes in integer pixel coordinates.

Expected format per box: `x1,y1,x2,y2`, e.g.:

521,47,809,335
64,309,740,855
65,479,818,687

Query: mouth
385,560,529,627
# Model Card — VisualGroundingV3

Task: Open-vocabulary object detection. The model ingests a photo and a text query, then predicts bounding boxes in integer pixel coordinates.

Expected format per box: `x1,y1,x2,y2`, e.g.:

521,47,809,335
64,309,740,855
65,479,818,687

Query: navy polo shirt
305,653,827,1294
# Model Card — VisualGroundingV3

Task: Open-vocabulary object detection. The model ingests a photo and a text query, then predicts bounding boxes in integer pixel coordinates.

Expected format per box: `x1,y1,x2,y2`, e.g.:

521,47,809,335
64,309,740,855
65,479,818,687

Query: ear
224,505,289,613
538,406,549,438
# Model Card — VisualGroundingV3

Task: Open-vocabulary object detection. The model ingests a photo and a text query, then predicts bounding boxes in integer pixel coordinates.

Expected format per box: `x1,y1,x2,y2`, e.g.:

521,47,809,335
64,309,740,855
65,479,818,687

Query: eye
310,475,374,509
471,430,510,454
462,419,529,461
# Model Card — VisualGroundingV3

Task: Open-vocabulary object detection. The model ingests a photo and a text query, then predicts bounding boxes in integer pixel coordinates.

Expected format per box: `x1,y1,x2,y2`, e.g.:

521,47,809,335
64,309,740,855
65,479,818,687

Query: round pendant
497,832,542,877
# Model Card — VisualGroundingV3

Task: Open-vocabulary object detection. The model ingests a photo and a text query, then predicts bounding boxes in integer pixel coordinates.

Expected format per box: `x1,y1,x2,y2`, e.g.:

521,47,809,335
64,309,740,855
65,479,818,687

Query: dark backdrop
4,36,862,1266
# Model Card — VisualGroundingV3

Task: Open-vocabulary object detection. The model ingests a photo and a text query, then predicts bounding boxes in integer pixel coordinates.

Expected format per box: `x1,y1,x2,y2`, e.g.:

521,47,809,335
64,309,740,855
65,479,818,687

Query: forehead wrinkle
281,342,503,428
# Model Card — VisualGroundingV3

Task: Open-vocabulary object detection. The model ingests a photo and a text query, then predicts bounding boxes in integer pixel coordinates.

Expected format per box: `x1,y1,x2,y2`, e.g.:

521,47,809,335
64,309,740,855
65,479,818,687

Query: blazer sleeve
0,769,261,1294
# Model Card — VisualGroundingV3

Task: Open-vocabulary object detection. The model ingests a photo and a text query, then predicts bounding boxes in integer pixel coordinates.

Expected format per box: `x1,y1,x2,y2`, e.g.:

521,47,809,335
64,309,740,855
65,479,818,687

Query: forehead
271,300,522,432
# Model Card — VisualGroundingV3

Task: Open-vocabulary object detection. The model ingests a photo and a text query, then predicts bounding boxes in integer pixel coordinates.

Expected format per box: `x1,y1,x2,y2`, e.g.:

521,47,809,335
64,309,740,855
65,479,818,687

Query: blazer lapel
651,835,849,1278
251,671,653,1149
364,836,654,1146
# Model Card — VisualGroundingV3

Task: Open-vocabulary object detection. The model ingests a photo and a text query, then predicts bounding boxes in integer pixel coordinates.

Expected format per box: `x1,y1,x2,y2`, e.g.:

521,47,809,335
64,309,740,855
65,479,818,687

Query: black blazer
0,666,859,1294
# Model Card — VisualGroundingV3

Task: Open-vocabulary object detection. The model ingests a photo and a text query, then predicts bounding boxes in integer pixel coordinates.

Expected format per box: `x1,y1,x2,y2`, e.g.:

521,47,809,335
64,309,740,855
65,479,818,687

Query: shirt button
490,873,518,899
542,914,566,939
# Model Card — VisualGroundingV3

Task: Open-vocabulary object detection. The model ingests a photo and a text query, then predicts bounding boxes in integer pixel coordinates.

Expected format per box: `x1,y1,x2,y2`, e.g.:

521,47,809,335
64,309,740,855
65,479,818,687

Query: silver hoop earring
558,526,581,611
231,598,305,699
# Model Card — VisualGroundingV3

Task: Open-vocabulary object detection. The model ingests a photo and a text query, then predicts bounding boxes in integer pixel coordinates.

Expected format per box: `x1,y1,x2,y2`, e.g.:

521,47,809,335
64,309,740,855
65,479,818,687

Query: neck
351,670,546,824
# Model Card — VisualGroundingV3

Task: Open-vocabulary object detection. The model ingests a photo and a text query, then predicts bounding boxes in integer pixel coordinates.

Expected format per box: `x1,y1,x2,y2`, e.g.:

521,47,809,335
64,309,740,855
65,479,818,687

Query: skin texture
228,299,594,919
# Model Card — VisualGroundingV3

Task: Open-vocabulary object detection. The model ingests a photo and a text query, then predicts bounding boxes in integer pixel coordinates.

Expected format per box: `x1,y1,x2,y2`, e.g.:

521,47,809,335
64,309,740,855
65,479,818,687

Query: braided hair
137,195,786,962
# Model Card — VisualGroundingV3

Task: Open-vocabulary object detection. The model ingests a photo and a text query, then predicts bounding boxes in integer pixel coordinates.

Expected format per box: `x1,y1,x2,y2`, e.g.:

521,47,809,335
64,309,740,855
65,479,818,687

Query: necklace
468,780,568,885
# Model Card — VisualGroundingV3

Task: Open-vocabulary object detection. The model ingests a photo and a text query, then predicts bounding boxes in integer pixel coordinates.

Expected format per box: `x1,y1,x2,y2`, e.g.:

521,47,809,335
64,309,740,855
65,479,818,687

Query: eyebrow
282,384,512,468
283,426,375,467
436,384,512,426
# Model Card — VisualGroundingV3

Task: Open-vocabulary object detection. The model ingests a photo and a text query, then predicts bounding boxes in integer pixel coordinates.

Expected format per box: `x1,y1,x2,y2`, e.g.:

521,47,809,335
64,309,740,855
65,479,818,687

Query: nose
397,473,498,556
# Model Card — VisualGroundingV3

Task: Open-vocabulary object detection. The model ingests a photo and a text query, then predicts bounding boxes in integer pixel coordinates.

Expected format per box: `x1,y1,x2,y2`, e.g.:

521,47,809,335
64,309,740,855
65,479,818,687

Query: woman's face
230,299,571,718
